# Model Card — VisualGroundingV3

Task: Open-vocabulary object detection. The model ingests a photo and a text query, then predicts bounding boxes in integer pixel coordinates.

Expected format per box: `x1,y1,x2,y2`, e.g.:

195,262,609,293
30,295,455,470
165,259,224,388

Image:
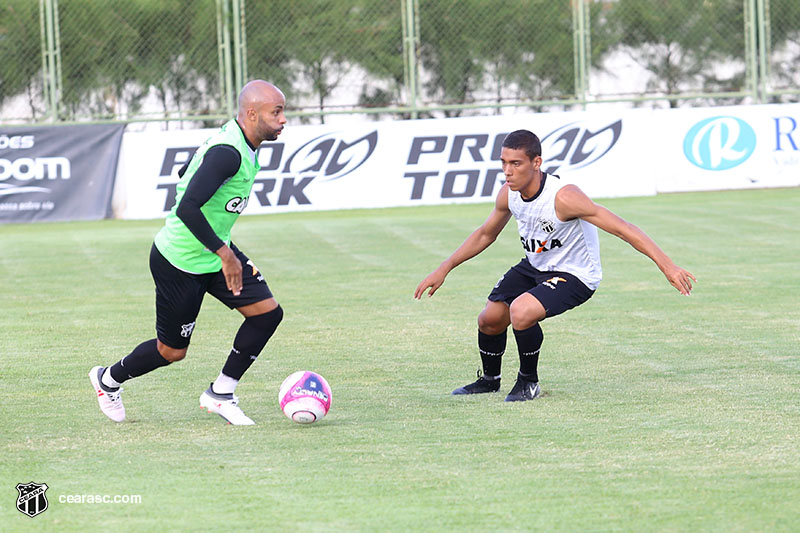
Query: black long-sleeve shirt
174,144,242,253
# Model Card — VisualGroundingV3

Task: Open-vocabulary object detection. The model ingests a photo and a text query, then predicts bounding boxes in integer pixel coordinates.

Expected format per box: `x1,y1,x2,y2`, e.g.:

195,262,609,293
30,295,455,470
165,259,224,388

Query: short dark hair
502,130,542,160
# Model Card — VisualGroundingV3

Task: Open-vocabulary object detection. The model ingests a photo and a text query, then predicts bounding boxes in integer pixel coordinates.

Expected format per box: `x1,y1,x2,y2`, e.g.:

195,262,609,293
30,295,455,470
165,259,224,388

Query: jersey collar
234,119,258,152
520,172,548,202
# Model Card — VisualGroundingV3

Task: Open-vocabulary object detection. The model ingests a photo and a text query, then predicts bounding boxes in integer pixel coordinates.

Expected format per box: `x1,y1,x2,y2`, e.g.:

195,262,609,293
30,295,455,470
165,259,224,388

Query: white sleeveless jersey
508,174,602,290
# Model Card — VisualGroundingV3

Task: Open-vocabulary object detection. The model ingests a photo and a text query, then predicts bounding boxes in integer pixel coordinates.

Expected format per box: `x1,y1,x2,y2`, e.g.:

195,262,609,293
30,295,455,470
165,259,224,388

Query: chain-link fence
766,0,800,95
1,0,799,126
589,0,750,106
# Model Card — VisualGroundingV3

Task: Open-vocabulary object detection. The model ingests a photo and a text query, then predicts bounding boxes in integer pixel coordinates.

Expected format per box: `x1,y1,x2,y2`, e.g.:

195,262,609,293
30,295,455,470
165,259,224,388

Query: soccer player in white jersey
414,129,696,401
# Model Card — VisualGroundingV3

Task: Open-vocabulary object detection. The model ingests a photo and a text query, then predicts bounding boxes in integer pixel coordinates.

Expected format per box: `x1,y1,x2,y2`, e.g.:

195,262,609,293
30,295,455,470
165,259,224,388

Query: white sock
212,373,239,395
101,368,122,389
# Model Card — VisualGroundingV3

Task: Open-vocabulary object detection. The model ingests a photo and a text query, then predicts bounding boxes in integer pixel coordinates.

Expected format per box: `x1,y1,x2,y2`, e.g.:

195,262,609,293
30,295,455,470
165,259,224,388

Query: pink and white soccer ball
279,371,332,424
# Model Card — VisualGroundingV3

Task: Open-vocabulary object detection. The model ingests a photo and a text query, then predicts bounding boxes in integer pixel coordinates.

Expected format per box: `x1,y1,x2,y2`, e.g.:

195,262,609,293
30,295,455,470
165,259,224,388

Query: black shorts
488,259,595,318
149,243,273,349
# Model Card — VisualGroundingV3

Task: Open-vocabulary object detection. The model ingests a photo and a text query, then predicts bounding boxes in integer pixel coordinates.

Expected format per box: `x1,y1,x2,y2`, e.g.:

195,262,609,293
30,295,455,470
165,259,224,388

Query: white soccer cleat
200,387,255,425
89,366,126,422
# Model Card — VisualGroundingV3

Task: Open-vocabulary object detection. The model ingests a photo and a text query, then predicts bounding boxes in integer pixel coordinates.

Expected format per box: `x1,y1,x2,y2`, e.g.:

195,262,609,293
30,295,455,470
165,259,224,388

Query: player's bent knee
157,341,187,362
161,349,187,363
478,316,506,335
248,304,283,333
230,305,283,362
238,297,279,318
509,298,544,331
478,305,510,335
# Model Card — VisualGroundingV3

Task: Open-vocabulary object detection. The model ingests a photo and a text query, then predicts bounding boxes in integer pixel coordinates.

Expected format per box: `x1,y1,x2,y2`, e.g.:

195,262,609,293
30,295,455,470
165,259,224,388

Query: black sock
222,306,283,380
108,339,171,384
513,324,543,382
478,330,506,378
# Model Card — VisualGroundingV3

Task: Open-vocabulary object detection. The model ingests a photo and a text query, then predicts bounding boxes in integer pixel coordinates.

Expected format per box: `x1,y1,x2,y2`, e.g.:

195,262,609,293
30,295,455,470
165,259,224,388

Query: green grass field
2,187,799,531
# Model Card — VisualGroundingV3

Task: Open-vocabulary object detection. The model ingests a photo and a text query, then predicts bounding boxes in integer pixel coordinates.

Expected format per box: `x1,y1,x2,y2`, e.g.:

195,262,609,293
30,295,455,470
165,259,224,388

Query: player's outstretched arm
414,185,512,299
555,184,696,295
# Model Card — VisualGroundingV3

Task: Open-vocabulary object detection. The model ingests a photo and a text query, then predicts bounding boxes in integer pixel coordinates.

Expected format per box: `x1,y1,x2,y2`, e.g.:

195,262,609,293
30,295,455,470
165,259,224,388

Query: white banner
114,103,800,220
114,110,648,219
652,103,800,192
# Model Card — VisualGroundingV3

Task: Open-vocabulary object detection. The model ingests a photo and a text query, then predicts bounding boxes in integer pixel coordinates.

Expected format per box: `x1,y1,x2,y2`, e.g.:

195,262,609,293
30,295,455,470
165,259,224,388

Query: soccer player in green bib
89,80,287,425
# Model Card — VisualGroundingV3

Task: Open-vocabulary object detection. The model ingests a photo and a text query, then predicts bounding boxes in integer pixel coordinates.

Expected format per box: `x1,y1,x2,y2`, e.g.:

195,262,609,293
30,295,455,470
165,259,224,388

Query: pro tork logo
683,116,756,170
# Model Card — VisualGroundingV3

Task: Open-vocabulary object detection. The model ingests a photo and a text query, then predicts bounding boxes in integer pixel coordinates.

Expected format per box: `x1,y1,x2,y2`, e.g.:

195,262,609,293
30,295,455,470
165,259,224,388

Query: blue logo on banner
683,116,756,170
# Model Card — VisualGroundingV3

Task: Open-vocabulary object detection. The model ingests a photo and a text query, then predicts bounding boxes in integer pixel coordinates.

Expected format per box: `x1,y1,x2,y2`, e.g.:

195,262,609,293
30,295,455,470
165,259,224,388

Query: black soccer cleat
504,374,541,402
452,371,501,395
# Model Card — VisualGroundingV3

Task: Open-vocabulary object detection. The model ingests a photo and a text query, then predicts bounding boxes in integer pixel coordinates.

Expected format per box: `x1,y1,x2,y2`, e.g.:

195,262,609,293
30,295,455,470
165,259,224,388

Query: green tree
765,0,800,98
55,0,220,122
131,0,221,124
242,2,294,105
417,0,487,116
56,0,149,119
477,0,577,107
349,2,406,118
0,1,44,120
247,1,378,123
417,0,580,116
606,0,746,107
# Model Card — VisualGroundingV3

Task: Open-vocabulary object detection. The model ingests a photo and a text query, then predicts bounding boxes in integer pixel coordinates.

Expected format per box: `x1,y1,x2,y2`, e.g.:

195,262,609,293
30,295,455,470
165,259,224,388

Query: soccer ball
279,371,332,424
